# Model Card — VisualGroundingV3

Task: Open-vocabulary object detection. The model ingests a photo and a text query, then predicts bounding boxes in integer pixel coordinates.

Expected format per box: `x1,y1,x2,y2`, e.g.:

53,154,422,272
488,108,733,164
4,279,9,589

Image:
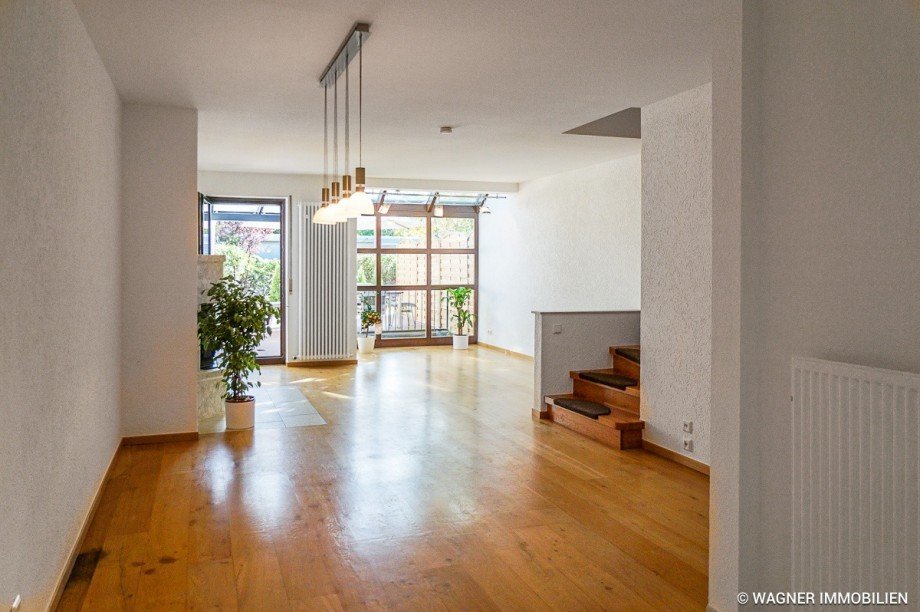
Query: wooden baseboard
121,431,199,446
286,358,358,368
641,440,710,475
48,442,120,610
477,342,534,361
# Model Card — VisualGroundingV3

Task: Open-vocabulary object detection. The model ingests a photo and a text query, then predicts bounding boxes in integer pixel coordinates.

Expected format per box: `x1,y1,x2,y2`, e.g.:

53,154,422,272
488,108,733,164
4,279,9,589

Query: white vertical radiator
289,203,356,361
791,357,919,598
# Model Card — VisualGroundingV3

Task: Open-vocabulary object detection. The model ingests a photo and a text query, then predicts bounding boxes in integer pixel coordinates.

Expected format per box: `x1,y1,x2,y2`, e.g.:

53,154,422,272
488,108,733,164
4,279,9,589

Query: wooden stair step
552,396,611,419
576,370,637,390
571,376,640,414
609,345,641,379
543,395,644,449
612,346,641,364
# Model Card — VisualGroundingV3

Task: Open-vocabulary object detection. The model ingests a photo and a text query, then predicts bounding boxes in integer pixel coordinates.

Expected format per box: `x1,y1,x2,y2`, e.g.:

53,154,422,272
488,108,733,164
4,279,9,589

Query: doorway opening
200,195,286,364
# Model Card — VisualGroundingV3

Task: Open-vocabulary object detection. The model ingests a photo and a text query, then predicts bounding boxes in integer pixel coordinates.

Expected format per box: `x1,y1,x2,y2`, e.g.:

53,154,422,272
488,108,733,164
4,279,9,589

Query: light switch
552,324,562,334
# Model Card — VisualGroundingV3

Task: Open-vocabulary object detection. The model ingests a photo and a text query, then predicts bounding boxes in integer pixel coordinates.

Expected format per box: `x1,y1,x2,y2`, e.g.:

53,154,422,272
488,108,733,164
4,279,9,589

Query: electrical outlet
683,437,693,452
682,420,693,433
487,329,493,335
552,324,562,334
11,594,21,611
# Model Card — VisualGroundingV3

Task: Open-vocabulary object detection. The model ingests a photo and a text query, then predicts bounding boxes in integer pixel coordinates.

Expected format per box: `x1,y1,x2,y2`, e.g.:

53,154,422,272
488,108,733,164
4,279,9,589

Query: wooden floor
58,346,709,611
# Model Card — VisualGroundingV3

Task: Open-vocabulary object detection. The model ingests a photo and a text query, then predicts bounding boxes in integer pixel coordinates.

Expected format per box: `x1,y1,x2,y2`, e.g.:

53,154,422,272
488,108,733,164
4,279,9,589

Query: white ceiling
74,0,712,183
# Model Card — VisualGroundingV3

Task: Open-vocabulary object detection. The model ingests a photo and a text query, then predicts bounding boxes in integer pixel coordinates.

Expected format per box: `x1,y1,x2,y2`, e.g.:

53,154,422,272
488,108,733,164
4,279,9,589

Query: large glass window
356,201,478,345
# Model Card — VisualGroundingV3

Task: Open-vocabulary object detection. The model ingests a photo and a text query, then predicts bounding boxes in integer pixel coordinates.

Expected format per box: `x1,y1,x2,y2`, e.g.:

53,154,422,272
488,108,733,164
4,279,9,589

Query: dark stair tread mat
614,347,641,364
579,371,638,389
554,397,611,419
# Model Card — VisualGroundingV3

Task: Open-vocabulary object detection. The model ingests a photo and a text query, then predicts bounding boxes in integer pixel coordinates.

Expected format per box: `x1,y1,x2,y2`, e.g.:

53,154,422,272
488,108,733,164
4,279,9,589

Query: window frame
357,204,478,347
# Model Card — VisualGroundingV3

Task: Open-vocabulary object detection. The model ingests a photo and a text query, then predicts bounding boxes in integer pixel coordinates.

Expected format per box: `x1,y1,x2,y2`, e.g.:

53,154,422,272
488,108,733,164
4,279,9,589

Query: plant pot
225,397,255,430
357,336,376,354
452,335,469,350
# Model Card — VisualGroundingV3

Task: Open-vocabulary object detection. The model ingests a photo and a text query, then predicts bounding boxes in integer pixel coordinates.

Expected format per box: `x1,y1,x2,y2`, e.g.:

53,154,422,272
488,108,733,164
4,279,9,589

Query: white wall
711,0,920,608
641,84,713,464
121,104,199,436
479,156,642,356
533,311,640,411
0,0,122,606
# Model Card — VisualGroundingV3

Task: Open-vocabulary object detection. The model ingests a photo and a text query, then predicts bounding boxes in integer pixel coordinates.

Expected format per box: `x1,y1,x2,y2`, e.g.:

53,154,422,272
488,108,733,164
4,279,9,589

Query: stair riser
612,355,640,380
546,405,642,450
573,378,640,415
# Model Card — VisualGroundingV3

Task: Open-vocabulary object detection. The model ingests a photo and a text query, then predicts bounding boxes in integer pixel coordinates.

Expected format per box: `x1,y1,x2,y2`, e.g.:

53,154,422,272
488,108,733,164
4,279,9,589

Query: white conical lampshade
339,194,361,219
312,206,336,225
327,201,349,223
347,190,375,216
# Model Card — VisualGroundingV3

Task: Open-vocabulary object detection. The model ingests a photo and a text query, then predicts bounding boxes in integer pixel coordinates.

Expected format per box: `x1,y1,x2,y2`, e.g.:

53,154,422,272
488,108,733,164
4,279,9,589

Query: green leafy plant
360,308,382,338
445,287,475,336
198,276,279,401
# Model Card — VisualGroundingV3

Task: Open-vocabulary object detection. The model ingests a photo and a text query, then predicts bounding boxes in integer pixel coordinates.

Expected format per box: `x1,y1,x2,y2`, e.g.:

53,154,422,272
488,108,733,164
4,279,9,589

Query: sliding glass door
357,205,477,347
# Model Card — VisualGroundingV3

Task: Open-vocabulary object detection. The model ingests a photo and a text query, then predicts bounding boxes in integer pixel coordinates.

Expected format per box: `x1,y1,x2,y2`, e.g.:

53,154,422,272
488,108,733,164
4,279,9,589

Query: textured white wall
534,311,640,411
641,84,713,464
479,156,642,357
121,104,199,436
711,0,920,606
0,0,122,606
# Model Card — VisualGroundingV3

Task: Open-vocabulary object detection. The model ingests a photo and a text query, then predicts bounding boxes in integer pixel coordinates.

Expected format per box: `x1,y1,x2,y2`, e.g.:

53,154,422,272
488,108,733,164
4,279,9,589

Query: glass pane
431,254,474,285
200,200,211,255
381,253,426,285
431,217,475,249
432,289,476,337
356,253,376,285
357,290,378,332
383,192,430,205
381,290,427,338
356,215,376,248
438,193,480,206
380,217,426,249
211,202,283,358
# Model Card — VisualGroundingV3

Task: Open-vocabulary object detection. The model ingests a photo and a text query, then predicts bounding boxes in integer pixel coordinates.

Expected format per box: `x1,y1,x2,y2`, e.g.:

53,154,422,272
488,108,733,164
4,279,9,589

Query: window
380,216,426,248
356,196,478,346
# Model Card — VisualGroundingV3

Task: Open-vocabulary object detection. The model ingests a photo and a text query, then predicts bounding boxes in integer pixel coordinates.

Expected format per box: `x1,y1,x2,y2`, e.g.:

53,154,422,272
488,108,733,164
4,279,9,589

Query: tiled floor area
199,370,326,433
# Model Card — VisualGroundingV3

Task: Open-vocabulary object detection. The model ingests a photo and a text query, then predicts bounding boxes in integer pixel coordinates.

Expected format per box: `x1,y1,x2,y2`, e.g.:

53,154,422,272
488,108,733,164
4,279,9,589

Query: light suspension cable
349,30,374,215
313,85,334,224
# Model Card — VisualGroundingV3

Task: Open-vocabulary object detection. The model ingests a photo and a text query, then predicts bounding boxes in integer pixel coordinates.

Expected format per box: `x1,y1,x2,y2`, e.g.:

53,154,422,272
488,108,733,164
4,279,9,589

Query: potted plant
445,287,475,350
358,308,382,354
198,276,278,429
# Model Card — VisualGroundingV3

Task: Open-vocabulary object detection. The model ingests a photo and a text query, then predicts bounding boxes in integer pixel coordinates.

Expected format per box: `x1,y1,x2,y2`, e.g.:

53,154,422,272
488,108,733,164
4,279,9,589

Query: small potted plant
357,308,382,354
198,276,278,429
445,287,475,350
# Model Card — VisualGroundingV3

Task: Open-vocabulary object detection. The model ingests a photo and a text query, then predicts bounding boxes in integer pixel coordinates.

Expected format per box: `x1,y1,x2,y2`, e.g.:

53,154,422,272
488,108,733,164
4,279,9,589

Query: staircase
541,345,644,449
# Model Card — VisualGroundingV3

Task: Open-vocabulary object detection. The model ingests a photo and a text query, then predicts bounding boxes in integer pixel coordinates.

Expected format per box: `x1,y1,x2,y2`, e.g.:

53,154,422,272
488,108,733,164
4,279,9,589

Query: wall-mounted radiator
791,357,919,598
288,203,356,362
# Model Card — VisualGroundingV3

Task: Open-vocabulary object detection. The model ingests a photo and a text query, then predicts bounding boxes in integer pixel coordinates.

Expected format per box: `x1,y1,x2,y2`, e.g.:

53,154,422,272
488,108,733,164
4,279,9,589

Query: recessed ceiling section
565,107,641,139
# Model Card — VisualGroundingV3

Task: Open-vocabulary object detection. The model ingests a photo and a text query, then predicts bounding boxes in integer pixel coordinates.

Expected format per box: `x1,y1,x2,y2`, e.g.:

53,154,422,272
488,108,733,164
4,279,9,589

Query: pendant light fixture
347,30,375,215
312,84,336,224
328,73,345,221
339,50,359,218
313,23,371,225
